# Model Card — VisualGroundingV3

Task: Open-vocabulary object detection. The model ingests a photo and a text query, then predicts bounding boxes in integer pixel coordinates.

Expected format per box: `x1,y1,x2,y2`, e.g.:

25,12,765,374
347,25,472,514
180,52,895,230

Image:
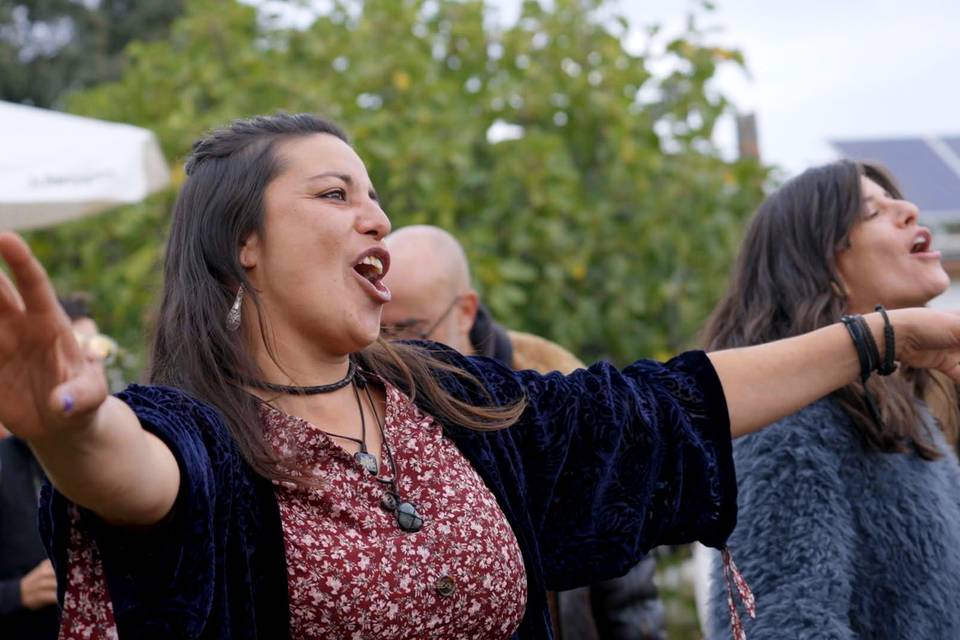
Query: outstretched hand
887,307,960,380
0,232,108,442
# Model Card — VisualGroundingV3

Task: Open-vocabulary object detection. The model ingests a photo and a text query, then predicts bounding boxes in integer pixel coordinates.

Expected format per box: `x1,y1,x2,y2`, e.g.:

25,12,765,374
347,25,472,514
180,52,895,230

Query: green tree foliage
25,0,768,370
0,0,184,107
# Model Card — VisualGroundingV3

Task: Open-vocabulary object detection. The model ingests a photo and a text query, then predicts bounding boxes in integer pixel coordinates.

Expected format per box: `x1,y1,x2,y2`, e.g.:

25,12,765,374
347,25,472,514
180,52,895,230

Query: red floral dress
57,383,528,639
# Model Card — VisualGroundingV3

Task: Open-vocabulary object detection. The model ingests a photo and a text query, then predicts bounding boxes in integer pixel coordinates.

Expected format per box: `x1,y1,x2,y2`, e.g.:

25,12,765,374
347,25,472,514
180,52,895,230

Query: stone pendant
395,501,424,533
354,451,378,476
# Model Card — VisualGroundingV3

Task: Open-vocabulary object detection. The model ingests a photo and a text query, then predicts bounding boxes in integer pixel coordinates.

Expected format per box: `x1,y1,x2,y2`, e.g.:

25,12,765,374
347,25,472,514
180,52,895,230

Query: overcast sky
492,0,960,177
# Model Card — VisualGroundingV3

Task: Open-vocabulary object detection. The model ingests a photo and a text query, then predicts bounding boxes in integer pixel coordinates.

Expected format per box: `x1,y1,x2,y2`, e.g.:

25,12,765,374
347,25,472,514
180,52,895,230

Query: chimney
736,113,760,161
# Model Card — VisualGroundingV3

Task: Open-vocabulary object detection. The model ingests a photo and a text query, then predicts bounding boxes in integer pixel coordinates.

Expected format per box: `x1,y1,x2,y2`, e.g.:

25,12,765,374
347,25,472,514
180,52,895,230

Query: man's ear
457,290,479,332
239,233,260,269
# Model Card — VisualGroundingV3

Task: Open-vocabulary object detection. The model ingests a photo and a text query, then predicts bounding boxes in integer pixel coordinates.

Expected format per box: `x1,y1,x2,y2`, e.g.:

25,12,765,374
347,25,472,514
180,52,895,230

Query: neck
247,317,355,389
846,302,874,316
253,340,351,384
248,346,362,435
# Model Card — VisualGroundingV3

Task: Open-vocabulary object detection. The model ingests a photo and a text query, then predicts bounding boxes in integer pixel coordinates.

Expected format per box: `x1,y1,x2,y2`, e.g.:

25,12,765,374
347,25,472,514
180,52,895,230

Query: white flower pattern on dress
264,382,527,639
58,505,118,640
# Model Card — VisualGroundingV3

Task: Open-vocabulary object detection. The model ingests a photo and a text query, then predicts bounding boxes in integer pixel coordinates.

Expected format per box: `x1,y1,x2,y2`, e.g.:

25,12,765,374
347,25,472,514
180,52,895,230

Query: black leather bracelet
854,314,881,374
841,314,873,382
842,313,888,429
874,305,897,375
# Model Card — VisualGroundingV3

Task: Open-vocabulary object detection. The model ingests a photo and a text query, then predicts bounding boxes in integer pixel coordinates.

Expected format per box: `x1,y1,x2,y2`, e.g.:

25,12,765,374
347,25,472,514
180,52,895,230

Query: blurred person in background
0,294,107,639
0,435,58,639
61,295,117,363
703,160,960,639
380,225,582,372
381,224,666,640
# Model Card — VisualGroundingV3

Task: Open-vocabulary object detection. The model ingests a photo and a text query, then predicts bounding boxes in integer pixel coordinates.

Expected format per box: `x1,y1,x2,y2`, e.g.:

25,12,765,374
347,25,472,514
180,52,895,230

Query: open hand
0,232,108,442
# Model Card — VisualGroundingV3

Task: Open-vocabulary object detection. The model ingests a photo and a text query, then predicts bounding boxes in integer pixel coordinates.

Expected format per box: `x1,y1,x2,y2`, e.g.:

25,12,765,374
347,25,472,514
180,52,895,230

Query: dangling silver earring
226,285,244,331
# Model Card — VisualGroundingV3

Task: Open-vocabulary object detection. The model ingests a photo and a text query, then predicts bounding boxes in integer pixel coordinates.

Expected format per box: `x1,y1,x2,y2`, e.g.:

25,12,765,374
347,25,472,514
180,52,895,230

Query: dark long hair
703,160,957,458
148,113,524,484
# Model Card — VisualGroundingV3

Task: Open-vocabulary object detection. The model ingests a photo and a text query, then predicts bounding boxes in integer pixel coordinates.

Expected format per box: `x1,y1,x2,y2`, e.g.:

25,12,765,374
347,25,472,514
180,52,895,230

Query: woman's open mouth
352,250,392,303
910,229,941,259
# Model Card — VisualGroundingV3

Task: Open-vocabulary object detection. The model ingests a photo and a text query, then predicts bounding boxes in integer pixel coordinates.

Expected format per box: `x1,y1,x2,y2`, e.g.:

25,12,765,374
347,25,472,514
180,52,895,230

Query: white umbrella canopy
0,100,170,231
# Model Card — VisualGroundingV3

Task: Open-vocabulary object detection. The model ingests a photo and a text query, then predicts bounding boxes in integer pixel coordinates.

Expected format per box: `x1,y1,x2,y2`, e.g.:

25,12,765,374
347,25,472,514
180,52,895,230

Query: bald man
380,225,477,354
382,225,583,372
381,225,666,640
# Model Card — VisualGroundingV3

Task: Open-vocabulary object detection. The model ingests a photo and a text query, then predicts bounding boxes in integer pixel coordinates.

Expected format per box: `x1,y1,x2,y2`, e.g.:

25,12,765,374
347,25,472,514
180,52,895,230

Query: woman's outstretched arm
0,232,179,526
709,308,960,437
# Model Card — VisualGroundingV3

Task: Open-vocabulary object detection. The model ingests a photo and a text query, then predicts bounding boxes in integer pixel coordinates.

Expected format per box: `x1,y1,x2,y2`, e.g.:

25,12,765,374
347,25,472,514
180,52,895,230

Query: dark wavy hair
148,113,524,484
703,160,957,458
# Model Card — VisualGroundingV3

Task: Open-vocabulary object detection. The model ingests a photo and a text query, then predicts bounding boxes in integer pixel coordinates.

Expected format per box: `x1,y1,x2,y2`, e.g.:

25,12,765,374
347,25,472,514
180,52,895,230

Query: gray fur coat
708,398,960,639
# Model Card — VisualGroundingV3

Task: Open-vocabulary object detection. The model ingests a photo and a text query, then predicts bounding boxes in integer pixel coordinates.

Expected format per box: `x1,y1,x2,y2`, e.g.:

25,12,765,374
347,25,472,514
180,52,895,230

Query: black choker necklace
251,361,357,395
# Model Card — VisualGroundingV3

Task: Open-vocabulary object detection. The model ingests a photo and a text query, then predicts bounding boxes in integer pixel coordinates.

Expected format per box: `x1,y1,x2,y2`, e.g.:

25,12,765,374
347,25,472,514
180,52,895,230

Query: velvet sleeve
705,401,857,640
433,346,737,589
0,577,22,616
39,384,240,638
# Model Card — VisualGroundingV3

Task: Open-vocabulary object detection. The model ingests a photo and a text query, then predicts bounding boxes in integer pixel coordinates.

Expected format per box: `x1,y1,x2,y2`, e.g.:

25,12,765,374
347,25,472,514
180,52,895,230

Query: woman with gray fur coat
703,160,960,639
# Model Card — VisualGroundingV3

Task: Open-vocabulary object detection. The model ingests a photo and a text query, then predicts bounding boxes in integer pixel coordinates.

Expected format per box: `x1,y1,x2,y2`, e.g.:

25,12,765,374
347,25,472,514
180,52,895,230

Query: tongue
354,264,378,282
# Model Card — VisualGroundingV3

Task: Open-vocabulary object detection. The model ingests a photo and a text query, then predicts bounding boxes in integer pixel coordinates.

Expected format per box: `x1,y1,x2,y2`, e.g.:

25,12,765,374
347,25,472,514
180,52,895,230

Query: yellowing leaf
392,70,411,92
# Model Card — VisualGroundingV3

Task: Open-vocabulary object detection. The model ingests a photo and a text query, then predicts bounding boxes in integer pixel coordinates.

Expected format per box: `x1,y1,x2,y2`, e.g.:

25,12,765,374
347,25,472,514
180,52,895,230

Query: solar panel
944,137,960,164
831,138,960,222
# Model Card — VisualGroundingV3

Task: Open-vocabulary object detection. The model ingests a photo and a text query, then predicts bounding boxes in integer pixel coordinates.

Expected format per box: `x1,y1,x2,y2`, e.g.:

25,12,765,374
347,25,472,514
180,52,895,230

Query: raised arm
0,232,179,526
709,308,960,437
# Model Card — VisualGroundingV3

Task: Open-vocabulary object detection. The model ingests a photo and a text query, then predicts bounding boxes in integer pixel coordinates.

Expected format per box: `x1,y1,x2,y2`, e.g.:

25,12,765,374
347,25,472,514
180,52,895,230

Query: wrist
856,309,897,376
28,395,113,457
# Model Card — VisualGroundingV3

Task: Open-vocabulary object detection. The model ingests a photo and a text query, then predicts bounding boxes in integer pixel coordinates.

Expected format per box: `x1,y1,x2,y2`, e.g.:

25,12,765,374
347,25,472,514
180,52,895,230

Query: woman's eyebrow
862,192,894,205
305,173,377,200
305,172,352,183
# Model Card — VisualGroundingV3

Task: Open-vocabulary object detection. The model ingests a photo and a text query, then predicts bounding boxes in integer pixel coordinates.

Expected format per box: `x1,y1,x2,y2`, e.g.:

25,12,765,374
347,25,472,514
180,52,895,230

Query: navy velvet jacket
40,347,736,639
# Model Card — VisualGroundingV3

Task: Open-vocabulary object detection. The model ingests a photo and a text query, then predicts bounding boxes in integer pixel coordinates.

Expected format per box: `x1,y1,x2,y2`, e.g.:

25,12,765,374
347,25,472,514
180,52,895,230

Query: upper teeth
913,236,926,250
360,255,384,275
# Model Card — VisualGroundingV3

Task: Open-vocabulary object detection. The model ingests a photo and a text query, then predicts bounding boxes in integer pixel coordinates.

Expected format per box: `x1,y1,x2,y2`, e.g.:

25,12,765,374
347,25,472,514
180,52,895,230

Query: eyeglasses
73,330,118,361
382,295,463,341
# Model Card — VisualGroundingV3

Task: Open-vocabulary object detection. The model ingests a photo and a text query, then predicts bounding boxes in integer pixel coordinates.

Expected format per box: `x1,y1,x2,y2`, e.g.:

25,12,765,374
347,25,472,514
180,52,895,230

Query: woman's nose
896,199,919,226
358,199,391,239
